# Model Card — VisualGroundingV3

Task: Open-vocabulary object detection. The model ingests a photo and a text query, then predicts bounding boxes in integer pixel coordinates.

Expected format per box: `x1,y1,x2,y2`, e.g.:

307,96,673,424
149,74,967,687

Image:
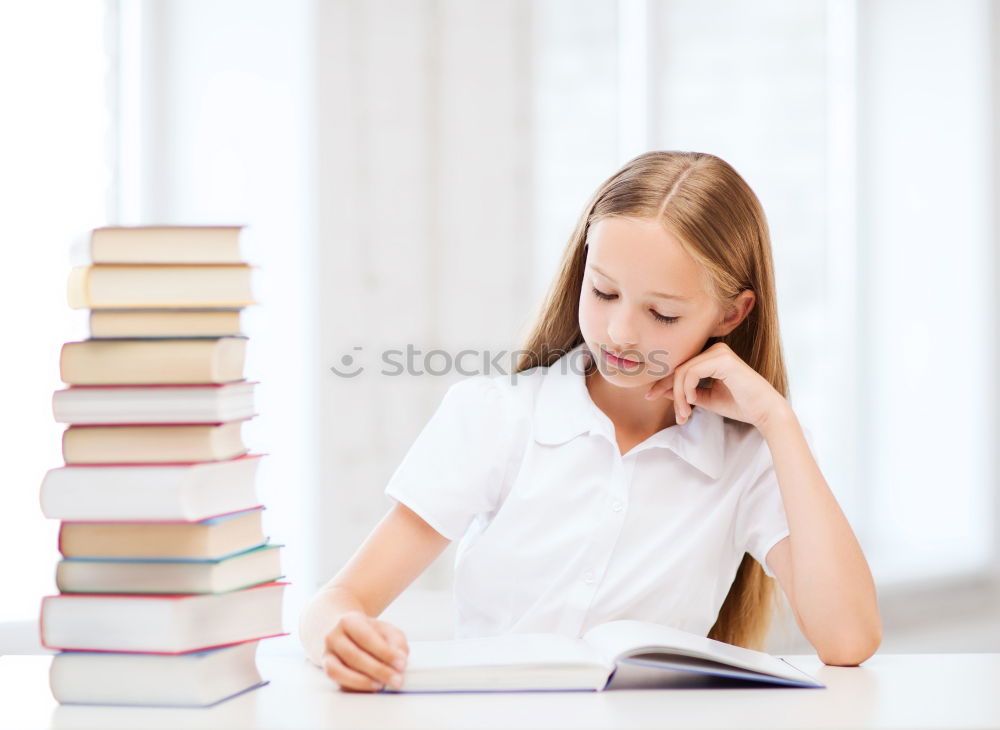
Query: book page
394,633,616,692
582,620,710,663
619,654,818,687
407,633,610,672
606,660,779,690
581,619,821,686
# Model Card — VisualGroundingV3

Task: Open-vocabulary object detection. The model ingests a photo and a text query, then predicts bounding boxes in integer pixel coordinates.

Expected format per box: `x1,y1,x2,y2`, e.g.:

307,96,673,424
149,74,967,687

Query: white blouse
384,343,810,640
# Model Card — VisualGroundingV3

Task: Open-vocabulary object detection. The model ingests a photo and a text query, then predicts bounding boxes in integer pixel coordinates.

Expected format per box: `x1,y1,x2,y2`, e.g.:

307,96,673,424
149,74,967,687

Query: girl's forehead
587,216,686,257
585,218,708,298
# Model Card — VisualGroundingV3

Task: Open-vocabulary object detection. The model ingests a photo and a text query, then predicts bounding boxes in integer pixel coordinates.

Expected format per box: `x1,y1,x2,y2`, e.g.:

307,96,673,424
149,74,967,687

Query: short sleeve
383,376,516,542
733,425,817,578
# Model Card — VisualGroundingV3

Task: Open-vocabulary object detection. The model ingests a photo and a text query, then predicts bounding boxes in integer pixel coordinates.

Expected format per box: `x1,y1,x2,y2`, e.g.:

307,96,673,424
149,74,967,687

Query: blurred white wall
859,0,994,584
313,0,537,610
113,0,319,655
0,0,108,625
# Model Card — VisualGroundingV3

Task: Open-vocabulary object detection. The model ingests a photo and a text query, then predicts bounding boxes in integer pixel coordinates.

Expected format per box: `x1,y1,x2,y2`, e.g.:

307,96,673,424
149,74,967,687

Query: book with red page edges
50,639,268,708
52,381,259,425
57,506,268,563
40,454,266,522
39,581,289,653
60,419,255,465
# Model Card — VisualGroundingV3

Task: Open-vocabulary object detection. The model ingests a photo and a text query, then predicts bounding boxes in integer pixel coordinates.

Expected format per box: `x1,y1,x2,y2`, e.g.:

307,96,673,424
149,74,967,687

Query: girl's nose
607,309,639,349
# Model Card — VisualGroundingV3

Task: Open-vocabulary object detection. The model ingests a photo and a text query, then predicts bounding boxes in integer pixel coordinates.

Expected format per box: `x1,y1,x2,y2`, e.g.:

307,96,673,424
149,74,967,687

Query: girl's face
578,216,731,390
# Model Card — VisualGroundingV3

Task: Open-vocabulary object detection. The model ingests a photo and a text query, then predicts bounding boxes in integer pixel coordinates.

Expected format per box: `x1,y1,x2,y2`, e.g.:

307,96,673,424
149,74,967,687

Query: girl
299,150,881,692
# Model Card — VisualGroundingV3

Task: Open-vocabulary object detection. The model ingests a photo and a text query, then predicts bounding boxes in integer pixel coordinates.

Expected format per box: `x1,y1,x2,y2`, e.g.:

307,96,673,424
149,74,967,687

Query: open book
384,619,824,693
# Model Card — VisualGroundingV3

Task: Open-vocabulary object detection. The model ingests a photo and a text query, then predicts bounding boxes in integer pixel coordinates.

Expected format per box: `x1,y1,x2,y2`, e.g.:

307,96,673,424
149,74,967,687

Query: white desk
3,652,999,729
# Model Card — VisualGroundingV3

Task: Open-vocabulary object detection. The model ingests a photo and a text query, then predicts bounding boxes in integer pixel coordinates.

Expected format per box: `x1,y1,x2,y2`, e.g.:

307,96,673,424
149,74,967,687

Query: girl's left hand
645,341,788,431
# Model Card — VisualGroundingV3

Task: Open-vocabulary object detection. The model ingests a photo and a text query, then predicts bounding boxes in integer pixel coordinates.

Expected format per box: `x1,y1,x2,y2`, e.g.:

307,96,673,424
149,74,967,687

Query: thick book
58,506,267,559
53,381,256,425
71,225,245,265
50,639,265,708
40,581,287,653
40,454,263,521
67,264,255,309
61,421,248,464
89,308,244,338
56,543,283,594
385,620,824,693
60,337,247,385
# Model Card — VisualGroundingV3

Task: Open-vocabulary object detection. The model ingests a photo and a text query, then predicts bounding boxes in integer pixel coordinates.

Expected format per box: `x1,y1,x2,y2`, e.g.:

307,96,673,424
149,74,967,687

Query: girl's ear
713,289,756,337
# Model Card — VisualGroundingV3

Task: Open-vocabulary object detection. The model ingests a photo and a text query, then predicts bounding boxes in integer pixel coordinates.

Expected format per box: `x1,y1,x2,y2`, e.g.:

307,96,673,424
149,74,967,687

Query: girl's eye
591,286,616,301
651,310,680,325
591,286,680,326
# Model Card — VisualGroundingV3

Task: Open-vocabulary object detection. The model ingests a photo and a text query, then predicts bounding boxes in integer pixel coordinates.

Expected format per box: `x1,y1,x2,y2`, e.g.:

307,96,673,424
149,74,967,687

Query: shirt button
584,571,595,584
611,500,623,512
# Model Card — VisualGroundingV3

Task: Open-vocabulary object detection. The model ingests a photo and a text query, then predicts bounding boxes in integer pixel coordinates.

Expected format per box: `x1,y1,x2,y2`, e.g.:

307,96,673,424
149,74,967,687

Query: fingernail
372,681,384,691
390,673,403,688
393,656,406,671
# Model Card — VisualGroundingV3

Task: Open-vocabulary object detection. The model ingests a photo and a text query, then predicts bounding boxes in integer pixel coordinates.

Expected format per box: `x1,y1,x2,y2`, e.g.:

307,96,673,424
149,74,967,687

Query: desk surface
3,652,999,729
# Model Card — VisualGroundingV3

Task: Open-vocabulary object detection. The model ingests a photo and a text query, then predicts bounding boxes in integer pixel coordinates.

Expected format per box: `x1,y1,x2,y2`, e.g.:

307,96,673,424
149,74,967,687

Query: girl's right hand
321,610,410,692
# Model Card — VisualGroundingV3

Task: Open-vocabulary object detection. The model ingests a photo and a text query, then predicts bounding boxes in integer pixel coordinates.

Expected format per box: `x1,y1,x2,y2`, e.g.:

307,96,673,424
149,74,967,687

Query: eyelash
590,286,680,325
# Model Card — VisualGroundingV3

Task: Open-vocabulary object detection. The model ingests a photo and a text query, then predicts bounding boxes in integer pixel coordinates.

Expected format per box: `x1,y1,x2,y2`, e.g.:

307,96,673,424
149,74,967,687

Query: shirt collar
532,343,726,480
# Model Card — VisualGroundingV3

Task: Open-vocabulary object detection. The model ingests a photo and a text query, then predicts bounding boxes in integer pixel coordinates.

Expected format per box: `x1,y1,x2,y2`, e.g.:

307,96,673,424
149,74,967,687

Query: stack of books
38,226,287,708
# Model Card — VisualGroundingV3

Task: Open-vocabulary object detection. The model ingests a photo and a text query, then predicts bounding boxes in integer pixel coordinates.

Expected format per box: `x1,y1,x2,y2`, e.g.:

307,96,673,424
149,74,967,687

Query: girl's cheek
578,298,601,334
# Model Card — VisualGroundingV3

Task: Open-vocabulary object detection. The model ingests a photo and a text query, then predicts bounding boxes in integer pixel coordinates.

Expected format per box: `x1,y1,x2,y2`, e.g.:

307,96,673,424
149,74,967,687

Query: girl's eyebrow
588,264,692,301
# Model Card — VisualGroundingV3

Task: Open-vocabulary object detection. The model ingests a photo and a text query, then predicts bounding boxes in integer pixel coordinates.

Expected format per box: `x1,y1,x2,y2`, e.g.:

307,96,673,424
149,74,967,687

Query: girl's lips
601,347,642,368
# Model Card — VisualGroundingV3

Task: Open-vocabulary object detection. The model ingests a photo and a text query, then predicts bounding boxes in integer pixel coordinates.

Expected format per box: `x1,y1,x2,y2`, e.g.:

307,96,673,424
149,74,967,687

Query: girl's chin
607,373,651,385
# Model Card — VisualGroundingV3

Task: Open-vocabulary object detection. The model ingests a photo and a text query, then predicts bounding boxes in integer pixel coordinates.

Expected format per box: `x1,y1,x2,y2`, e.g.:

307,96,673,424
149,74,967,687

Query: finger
644,373,674,400
679,366,704,422
685,372,700,419
375,621,410,663
329,632,402,689
322,649,385,693
663,352,711,414
343,614,404,670
693,378,716,410
680,361,720,421
678,369,693,422
673,368,685,424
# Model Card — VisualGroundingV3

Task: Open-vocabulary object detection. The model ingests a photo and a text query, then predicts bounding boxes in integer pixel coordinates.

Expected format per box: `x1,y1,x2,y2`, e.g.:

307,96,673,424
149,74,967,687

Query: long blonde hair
516,150,788,650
